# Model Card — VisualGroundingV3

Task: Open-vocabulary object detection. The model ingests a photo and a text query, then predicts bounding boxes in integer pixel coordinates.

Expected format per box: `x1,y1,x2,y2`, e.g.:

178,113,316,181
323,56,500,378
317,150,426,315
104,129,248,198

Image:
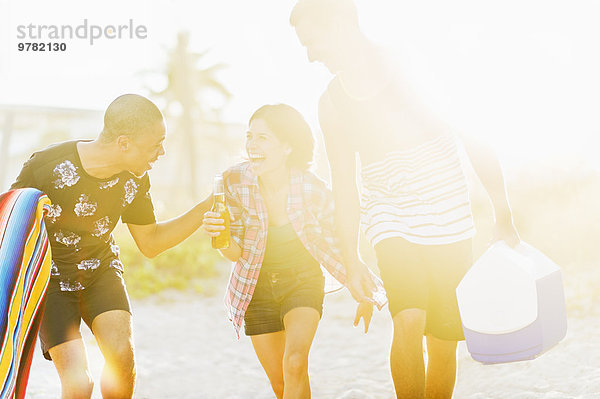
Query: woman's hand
201,211,225,237
353,300,374,333
345,261,377,303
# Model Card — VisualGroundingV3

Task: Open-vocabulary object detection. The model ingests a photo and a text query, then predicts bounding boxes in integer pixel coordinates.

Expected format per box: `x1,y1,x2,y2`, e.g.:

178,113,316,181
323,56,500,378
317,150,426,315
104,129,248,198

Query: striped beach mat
0,188,52,399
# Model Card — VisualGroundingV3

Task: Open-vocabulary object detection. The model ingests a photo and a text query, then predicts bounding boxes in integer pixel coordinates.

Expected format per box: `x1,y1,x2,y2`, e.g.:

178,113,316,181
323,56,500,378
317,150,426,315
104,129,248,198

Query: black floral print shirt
11,140,156,291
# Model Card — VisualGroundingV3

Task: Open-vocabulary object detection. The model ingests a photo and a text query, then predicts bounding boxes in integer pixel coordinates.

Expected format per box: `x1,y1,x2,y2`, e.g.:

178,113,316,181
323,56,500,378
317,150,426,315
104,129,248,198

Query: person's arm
201,210,242,261
127,194,213,258
459,134,520,246
318,91,376,302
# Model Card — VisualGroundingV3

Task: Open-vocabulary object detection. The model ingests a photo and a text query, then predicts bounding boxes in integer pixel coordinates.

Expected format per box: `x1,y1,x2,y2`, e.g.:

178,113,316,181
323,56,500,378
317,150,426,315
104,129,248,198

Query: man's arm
460,134,520,246
127,194,213,258
318,91,376,302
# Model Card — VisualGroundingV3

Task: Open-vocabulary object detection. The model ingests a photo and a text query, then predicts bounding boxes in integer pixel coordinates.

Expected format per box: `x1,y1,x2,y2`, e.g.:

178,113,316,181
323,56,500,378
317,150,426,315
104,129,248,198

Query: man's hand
200,210,242,262
354,301,374,333
492,215,520,248
201,211,225,238
346,261,377,303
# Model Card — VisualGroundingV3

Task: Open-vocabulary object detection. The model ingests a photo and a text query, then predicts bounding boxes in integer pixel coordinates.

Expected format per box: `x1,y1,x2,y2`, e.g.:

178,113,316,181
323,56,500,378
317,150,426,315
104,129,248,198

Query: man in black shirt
12,94,211,398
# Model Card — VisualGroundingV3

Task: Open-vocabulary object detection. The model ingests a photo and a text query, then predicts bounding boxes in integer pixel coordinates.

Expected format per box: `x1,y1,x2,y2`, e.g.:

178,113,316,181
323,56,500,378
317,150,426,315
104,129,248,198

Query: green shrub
116,230,225,299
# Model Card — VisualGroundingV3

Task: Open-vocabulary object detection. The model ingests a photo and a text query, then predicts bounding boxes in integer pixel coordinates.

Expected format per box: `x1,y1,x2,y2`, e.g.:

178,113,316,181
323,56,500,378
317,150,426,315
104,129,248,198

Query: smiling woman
202,103,386,399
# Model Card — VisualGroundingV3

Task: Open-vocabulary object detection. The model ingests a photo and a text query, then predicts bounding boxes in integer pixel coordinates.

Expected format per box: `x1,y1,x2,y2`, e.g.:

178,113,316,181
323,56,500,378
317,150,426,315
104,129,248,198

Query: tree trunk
181,107,198,200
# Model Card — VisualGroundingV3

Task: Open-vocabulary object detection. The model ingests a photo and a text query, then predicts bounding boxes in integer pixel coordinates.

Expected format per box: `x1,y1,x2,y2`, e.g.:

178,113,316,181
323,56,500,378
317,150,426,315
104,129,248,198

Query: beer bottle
211,174,231,249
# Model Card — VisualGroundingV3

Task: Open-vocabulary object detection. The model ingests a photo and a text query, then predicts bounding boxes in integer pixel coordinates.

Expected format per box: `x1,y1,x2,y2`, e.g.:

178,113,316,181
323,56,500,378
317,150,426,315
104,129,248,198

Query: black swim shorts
375,237,472,341
39,266,132,360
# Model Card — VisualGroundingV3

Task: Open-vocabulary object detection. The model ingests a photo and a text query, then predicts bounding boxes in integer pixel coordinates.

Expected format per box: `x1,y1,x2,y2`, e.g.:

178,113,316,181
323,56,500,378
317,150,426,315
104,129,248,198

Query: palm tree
150,31,232,200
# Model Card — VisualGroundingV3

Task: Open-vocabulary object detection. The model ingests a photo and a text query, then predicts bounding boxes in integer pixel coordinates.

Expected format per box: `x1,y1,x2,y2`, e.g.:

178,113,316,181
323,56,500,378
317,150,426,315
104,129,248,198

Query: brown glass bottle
211,174,231,249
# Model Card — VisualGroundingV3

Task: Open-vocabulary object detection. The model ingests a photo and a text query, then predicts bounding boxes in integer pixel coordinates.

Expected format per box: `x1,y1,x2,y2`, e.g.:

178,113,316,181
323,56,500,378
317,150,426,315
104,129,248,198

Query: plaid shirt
222,162,386,337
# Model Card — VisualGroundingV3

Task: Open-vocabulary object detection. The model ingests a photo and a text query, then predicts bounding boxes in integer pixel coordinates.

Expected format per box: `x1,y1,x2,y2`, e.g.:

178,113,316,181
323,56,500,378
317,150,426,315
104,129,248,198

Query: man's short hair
99,94,164,143
290,0,359,28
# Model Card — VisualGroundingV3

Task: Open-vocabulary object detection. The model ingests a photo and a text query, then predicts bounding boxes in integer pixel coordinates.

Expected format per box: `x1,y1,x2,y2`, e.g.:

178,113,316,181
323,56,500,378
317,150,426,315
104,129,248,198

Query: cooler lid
457,241,538,334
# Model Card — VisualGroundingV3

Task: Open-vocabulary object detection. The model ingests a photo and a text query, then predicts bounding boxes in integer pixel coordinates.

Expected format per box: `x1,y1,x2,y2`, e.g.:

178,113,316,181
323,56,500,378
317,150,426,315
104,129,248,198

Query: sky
1,0,599,171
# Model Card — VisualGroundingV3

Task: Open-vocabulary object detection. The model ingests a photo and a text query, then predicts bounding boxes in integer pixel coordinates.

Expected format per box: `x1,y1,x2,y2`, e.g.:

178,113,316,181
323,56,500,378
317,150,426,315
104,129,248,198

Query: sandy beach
23,267,599,399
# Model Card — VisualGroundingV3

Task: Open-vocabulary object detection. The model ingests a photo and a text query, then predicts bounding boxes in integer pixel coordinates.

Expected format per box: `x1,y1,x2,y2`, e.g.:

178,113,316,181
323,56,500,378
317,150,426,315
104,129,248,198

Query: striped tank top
360,134,475,246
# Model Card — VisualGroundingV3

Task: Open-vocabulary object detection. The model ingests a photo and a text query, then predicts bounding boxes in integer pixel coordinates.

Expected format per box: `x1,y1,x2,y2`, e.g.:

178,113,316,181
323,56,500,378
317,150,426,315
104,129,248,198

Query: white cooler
456,241,567,364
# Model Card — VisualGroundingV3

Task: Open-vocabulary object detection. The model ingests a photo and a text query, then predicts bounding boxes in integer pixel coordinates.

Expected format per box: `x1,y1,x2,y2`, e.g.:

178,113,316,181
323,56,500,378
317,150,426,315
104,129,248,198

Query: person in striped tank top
291,1,520,398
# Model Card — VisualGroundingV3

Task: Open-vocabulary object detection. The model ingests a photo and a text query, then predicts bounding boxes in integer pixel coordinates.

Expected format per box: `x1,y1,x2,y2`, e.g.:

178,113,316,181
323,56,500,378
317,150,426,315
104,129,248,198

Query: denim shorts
244,265,325,336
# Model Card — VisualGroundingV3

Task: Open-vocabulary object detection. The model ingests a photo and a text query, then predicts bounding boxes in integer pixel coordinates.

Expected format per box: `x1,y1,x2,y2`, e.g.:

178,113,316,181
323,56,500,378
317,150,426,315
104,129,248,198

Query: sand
25,278,600,399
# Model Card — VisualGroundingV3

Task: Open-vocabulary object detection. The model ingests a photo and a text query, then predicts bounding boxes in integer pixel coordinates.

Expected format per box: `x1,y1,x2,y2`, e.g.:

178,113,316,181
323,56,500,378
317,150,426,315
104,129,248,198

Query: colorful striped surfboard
0,188,52,399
